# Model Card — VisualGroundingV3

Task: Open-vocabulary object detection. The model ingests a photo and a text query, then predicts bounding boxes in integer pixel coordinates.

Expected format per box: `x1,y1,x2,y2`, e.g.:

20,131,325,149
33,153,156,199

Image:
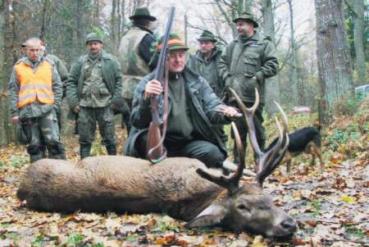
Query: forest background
0,0,369,246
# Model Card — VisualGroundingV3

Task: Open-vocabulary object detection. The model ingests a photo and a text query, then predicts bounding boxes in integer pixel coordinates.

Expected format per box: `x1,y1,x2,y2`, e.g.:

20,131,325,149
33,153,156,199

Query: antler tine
256,102,289,186
228,88,263,156
196,122,245,194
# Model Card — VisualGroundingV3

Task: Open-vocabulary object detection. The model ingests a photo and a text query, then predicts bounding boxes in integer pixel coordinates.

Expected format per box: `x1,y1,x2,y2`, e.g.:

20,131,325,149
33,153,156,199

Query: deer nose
281,218,297,232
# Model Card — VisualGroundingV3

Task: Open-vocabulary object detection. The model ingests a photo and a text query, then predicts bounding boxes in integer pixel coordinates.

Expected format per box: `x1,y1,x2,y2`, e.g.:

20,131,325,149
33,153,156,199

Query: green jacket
187,47,224,97
218,32,278,103
67,51,122,112
46,54,69,84
124,67,230,157
8,57,63,119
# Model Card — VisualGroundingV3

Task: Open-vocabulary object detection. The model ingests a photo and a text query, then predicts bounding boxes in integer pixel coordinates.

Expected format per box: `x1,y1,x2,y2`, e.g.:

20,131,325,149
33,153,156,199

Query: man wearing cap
187,30,224,97
118,7,157,132
8,37,66,162
218,12,278,163
67,33,122,159
124,34,240,168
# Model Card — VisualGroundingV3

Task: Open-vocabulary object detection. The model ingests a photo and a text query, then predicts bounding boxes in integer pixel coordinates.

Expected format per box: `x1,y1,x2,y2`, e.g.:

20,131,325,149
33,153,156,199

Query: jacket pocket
99,87,111,96
240,77,258,100
243,53,259,77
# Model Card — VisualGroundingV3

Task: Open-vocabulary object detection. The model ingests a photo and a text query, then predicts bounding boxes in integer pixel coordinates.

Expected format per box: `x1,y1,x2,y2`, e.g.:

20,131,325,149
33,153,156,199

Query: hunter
218,12,279,163
125,34,240,168
67,33,122,159
8,37,66,162
118,7,158,132
187,30,224,98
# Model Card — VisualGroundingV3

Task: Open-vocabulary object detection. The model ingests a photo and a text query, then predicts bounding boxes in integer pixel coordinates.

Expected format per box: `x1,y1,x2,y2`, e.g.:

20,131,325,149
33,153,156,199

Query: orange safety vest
15,60,55,108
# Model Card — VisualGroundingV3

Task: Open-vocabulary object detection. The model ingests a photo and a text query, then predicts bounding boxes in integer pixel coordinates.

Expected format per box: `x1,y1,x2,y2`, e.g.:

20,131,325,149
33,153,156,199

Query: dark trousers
78,106,116,158
230,101,266,163
136,133,226,168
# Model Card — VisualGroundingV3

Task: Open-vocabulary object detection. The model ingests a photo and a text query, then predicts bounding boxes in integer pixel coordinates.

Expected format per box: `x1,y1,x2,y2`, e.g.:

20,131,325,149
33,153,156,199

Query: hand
144,79,163,99
216,105,242,118
11,116,19,124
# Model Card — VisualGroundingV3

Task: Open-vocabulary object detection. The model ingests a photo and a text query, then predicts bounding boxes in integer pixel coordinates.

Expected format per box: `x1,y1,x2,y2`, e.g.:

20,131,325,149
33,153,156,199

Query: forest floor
0,99,369,247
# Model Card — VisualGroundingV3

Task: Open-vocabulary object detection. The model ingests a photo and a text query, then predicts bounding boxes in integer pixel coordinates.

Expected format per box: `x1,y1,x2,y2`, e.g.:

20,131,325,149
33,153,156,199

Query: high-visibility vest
15,60,54,108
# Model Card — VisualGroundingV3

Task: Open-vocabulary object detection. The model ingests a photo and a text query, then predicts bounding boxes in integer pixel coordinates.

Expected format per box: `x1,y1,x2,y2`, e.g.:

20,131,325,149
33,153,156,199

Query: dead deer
17,89,297,238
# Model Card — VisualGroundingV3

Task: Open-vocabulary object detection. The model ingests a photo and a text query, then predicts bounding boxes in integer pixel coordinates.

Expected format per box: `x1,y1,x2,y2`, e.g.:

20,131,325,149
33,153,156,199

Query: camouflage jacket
67,51,122,111
118,26,153,100
124,67,230,157
8,57,63,119
187,47,224,97
218,32,278,103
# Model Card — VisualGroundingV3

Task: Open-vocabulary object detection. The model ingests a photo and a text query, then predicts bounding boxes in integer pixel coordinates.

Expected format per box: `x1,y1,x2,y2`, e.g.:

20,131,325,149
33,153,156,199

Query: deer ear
186,204,227,228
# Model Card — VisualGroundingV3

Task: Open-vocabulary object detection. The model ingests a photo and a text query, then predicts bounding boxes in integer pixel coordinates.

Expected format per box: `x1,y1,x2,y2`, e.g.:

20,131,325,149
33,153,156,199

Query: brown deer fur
17,89,297,238
17,155,296,237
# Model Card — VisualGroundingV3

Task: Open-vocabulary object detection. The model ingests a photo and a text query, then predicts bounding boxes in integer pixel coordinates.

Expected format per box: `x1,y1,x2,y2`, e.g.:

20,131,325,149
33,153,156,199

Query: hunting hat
197,30,217,42
85,32,103,44
129,7,156,21
233,12,259,28
157,33,188,52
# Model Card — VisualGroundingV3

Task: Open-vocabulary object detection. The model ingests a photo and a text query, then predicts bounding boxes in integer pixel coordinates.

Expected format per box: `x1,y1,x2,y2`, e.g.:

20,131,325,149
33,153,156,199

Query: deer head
187,88,296,238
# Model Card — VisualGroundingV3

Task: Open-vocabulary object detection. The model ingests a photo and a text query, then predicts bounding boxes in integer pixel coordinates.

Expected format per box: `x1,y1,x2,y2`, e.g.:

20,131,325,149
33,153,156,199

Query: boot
27,145,43,163
48,142,66,160
30,153,43,163
106,144,117,155
80,144,91,159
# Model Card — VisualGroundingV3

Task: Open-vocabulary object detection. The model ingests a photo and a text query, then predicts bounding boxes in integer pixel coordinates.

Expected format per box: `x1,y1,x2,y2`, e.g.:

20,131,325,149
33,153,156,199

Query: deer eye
237,204,250,211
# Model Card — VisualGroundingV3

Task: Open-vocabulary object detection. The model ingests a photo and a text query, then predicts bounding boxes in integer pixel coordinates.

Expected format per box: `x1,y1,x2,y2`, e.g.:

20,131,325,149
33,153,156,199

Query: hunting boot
48,142,66,160
106,144,117,155
27,145,43,163
80,144,91,159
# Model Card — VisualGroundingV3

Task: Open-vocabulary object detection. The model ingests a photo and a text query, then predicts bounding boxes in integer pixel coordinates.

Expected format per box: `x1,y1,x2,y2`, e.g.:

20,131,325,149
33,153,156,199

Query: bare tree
261,0,280,115
0,0,18,144
315,0,353,124
346,0,366,86
286,0,305,106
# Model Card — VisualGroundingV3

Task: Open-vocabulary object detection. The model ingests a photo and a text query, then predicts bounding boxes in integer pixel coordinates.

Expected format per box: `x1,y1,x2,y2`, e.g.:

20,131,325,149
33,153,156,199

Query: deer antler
196,122,245,194
228,88,289,187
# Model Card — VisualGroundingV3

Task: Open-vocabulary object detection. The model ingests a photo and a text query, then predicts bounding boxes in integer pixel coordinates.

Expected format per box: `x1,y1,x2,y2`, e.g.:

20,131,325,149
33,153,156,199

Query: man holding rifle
124,34,240,168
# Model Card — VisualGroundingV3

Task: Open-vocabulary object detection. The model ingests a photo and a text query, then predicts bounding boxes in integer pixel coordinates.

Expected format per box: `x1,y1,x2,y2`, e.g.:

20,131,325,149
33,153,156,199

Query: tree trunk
315,0,353,124
0,0,6,145
287,0,305,106
111,0,117,49
261,0,280,115
352,0,366,86
0,0,17,145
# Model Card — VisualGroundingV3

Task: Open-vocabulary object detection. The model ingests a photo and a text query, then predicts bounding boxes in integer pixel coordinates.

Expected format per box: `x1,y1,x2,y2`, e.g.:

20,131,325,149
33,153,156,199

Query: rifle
146,7,175,163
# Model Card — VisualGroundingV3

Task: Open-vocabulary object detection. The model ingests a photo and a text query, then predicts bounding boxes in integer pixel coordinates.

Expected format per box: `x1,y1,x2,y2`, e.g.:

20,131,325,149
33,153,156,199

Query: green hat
233,12,259,28
197,30,217,42
157,33,188,52
129,7,156,21
85,33,103,44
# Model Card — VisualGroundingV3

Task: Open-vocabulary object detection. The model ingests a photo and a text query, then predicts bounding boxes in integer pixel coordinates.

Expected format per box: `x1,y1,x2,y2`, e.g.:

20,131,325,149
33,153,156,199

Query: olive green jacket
187,47,224,97
218,32,278,103
67,51,122,112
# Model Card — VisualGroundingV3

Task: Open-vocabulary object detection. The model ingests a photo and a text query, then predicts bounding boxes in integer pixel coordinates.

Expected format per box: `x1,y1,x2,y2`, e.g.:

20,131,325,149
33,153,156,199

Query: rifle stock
146,7,175,163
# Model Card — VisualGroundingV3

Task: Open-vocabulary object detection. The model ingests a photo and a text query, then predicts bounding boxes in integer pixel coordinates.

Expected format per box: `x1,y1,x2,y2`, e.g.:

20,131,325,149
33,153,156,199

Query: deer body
18,156,222,220
17,89,297,238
